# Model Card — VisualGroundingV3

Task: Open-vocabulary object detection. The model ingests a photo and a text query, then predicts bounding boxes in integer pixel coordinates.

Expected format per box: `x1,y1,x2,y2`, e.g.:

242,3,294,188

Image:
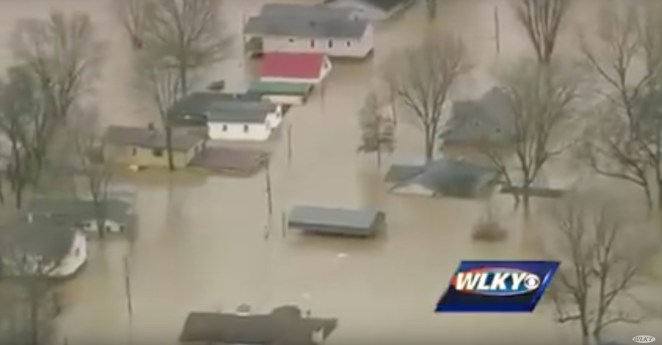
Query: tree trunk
426,0,437,21
29,298,39,345
165,125,175,171
377,148,382,168
178,62,188,97
424,133,434,164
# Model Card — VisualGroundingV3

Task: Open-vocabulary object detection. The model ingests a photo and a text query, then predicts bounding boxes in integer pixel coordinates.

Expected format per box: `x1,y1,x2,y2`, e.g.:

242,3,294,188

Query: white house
323,0,415,21
0,221,87,278
170,92,284,142
260,53,332,85
243,3,374,58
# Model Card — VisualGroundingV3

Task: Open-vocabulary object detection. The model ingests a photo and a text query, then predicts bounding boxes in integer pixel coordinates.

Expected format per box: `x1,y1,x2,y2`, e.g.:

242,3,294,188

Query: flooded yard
0,0,659,344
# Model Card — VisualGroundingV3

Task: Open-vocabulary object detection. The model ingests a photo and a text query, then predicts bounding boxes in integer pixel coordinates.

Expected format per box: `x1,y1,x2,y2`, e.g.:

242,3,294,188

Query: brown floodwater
0,0,659,344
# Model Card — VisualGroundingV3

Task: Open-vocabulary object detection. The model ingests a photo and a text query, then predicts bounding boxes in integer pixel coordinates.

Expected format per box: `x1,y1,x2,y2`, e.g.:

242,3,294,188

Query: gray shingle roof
288,206,382,231
441,87,515,146
326,0,413,12
0,220,77,263
27,198,134,225
104,126,203,152
244,4,369,39
179,306,337,345
390,158,499,198
169,92,277,124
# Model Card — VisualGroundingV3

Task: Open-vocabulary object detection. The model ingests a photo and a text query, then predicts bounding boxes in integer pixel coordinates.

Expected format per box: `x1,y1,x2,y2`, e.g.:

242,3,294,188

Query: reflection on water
0,0,659,344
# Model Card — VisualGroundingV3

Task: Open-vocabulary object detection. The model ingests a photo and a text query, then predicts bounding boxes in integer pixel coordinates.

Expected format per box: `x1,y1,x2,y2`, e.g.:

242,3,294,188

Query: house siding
106,141,203,168
207,109,283,141
253,24,373,58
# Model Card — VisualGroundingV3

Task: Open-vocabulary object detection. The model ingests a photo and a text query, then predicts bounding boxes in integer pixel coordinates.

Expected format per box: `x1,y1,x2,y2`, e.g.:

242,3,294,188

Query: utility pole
494,5,501,54
123,256,134,345
265,159,273,217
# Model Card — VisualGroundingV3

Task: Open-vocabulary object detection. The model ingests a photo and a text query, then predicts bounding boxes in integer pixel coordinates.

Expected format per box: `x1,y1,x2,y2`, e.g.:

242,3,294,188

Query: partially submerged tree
547,191,660,345
357,92,395,167
136,55,181,171
580,2,662,207
425,0,437,21
0,65,39,208
482,60,576,215
70,112,113,239
141,0,232,96
113,0,150,50
515,0,570,65
384,32,470,163
10,12,102,180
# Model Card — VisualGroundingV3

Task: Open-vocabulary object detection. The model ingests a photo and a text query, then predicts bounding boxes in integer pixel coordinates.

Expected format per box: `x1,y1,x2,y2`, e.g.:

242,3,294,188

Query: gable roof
288,206,381,231
389,158,499,198
104,126,203,152
27,198,134,224
262,53,326,80
244,4,369,39
169,92,277,124
179,306,337,345
0,220,77,263
441,87,515,146
325,0,413,12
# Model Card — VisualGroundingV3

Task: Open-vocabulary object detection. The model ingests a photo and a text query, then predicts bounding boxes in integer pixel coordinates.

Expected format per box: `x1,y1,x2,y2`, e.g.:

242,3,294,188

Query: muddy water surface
0,0,659,344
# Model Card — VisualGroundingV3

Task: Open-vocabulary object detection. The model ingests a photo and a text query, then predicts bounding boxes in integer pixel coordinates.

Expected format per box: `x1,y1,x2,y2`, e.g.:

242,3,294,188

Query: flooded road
0,0,659,344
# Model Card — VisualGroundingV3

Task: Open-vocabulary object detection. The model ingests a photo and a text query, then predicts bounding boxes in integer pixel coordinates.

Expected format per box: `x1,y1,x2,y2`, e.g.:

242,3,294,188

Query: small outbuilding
104,125,206,169
179,305,338,345
260,53,332,85
287,206,385,237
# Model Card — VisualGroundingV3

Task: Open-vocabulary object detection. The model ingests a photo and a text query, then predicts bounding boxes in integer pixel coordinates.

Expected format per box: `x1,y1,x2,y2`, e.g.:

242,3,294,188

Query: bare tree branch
515,0,570,65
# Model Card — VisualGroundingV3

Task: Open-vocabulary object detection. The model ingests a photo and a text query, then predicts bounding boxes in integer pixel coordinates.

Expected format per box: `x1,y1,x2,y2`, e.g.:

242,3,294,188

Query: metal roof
179,306,337,345
288,206,381,230
169,92,277,124
244,11,368,38
27,197,134,224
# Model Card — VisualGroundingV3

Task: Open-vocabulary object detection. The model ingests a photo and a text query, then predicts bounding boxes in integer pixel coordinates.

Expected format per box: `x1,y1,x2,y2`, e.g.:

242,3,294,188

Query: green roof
248,81,312,96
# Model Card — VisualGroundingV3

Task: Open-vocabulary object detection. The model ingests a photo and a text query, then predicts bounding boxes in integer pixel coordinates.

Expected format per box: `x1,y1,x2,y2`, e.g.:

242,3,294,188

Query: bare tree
113,0,151,50
384,33,470,163
515,0,570,65
0,65,39,208
580,2,662,208
136,56,181,171
10,12,102,180
357,92,395,168
70,112,113,239
482,60,576,215
425,0,437,21
141,0,232,96
547,190,660,345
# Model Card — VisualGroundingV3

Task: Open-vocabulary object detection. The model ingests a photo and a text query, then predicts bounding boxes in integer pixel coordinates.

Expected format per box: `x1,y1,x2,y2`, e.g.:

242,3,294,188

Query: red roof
261,53,326,80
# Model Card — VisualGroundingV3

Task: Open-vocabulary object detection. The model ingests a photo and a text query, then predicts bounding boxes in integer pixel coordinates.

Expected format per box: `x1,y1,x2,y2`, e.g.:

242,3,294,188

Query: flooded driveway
0,0,659,344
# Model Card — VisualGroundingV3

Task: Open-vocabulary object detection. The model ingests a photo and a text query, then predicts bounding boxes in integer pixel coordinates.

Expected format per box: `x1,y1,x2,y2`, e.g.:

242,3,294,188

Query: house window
310,40,315,48
328,40,333,48
222,124,228,131
244,125,250,133
153,148,163,157
131,147,137,156
289,38,294,43
347,41,351,47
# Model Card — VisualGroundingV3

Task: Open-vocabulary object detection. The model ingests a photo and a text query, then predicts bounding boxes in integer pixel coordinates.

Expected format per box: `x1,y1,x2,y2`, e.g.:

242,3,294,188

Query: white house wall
258,27,374,58
208,121,271,141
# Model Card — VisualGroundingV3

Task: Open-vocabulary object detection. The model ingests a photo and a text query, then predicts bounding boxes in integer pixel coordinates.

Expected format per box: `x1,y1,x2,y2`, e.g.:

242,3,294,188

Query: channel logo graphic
435,261,560,312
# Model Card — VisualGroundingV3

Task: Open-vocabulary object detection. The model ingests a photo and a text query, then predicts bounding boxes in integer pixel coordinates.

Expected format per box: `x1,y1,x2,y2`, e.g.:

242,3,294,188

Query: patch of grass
472,218,508,242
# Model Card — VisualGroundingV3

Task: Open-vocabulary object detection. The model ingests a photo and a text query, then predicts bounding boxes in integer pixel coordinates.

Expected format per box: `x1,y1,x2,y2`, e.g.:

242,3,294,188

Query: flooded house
323,0,415,21
169,92,284,141
103,125,207,169
247,81,314,105
439,87,515,165
0,220,87,278
385,157,500,198
287,206,385,237
179,306,337,345
26,198,136,234
243,3,374,58
260,52,332,85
